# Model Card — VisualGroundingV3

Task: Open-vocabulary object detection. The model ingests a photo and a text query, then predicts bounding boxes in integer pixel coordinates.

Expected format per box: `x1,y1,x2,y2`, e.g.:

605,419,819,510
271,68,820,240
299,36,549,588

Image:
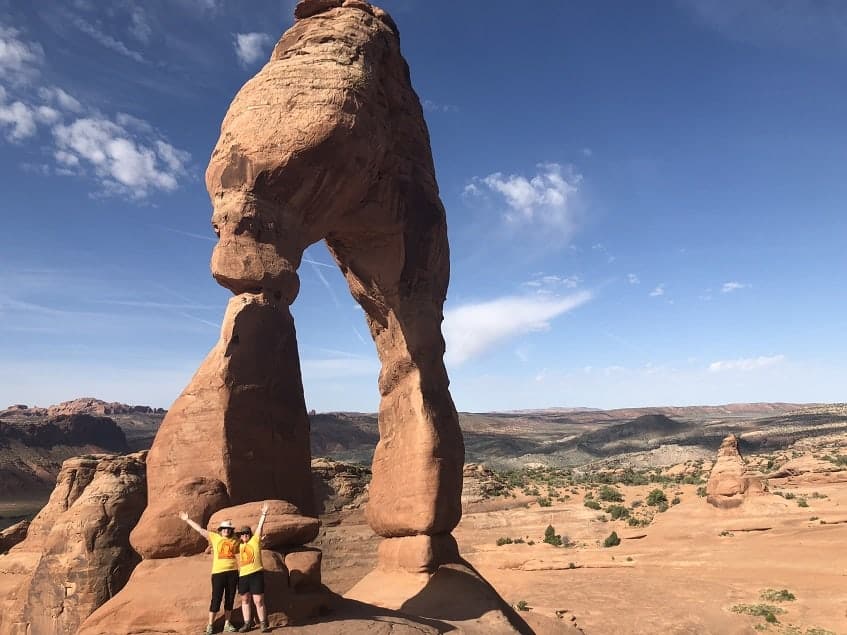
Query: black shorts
210,570,238,612
238,570,265,595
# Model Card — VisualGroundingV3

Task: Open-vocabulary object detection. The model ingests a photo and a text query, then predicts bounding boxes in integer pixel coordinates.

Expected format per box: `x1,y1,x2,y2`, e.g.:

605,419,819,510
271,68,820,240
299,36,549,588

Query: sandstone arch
131,0,464,564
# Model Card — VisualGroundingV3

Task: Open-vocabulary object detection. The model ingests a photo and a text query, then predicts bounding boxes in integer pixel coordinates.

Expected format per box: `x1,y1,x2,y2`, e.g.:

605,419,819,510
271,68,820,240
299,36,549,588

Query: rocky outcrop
0,452,147,635
82,1,483,629
767,454,847,484
311,457,370,513
207,500,320,548
0,520,29,554
706,435,767,509
0,414,127,451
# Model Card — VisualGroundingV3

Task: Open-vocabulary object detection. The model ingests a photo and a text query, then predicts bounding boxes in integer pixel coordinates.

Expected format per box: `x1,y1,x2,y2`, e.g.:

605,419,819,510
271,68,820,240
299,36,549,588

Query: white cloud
465,162,583,237
581,147,593,157
443,291,592,365
523,273,580,294
52,116,190,198
680,0,847,51
70,16,146,63
627,273,640,284
129,7,153,43
39,87,83,113
0,25,44,83
234,32,273,66
708,354,785,373
649,284,665,297
422,99,459,113
721,281,751,293
0,100,36,141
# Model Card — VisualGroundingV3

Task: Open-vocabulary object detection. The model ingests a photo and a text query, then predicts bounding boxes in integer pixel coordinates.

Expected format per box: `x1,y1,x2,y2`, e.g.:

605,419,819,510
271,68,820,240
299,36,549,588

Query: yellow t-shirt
209,532,238,574
238,534,263,577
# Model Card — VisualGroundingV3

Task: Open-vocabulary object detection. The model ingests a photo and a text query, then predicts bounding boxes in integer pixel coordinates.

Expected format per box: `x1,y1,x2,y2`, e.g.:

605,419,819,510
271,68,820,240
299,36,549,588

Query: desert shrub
656,501,669,512
626,556,633,561
719,530,733,537
631,499,642,508
760,588,796,602
671,496,681,505
516,600,530,611
568,561,576,569
805,628,836,635
696,486,707,497
606,504,629,520
646,489,668,506
627,516,641,527
584,499,601,510
543,525,563,547
810,492,827,499
731,604,784,623
513,537,525,544
496,537,513,546
809,516,819,521
537,497,552,507
784,491,796,500
603,531,621,548
598,485,624,502
797,498,809,507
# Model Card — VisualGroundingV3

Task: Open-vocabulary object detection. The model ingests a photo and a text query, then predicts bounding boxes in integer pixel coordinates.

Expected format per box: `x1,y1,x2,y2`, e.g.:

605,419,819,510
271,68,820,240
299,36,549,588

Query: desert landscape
2,398,846,633
1,0,845,633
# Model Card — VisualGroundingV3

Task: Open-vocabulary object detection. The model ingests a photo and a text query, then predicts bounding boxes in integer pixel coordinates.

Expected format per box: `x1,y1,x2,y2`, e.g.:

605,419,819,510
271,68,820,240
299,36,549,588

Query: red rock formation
0,452,147,635
706,435,767,509
0,520,28,554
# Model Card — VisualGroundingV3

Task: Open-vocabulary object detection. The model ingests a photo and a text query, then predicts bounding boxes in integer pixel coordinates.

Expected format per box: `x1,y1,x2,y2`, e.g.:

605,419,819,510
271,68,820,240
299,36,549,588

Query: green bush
646,489,668,506
603,531,621,548
496,537,513,546
730,603,784,623
760,588,795,602
598,485,624,502
606,504,630,520
584,499,601,510
537,497,552,507
543,525,563,547
797,498,809,508
696,486,707,497
671,496,681,505
516,600,530,611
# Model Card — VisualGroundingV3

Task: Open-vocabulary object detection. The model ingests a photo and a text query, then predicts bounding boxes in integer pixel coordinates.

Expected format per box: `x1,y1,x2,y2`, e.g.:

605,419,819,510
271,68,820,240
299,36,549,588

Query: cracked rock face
0,452,147,635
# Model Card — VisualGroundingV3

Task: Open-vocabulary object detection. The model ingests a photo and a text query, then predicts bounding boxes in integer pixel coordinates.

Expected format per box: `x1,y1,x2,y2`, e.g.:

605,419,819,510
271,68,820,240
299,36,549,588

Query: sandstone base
78,555,331,634
345,562,533,634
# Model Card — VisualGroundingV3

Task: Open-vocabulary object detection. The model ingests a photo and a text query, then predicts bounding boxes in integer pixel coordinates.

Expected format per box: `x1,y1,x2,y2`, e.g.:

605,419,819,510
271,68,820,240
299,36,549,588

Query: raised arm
255,502,269,536
178,510,209,539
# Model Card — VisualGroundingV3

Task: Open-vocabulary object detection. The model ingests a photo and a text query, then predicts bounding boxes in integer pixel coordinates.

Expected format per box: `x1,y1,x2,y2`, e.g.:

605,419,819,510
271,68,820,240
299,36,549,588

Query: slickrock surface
706,434,767,508
207,500,321,548
0,452,147,635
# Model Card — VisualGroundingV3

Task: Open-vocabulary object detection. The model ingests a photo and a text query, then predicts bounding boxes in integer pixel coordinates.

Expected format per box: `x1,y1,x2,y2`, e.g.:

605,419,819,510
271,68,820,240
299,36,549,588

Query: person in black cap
179,511,239,634
236,502,270,632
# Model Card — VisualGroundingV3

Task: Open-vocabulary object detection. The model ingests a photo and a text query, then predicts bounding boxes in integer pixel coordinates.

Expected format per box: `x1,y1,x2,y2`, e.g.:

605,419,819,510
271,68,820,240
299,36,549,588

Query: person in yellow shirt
236,502,270,633
179,511,239,634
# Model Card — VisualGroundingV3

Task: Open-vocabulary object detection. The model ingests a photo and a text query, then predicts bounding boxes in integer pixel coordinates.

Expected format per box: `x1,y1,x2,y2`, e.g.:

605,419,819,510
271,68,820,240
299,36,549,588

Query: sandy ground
318,469,847,634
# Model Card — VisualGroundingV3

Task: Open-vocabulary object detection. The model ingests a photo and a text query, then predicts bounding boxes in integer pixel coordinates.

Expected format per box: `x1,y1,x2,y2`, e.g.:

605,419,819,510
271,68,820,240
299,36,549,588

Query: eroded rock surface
0,520,29,554
0,452,147,635
706,435,767,508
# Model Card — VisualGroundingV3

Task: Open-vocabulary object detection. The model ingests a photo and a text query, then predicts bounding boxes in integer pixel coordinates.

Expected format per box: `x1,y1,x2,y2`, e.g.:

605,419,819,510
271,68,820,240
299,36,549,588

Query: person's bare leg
254,594,266,623
241,594,252,626
208,611,215,627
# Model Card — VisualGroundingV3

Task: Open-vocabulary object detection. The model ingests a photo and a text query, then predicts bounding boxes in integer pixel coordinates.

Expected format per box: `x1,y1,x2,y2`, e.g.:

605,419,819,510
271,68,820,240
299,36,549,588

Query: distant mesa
1,398,166,419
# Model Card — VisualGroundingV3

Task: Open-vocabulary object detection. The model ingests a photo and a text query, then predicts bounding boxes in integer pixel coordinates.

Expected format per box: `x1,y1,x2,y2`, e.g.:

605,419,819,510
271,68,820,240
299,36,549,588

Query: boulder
0,520,29,554
130,476,230,559
207,500,320,548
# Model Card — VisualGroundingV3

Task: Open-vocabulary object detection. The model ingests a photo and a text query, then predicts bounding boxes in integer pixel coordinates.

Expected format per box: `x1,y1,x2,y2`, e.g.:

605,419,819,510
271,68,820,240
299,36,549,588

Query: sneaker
260,621,271,633
204,625,214,635
224,623,238,633
238,624,253,633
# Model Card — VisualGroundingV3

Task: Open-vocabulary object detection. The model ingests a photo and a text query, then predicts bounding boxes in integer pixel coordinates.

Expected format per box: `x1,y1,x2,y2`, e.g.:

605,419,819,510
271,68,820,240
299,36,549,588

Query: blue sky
1,0,845,412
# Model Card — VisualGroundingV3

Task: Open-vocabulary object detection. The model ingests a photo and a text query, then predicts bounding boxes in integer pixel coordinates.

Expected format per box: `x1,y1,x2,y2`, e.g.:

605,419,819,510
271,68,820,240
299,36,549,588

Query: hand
261,502,269,515
178,511,188,521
